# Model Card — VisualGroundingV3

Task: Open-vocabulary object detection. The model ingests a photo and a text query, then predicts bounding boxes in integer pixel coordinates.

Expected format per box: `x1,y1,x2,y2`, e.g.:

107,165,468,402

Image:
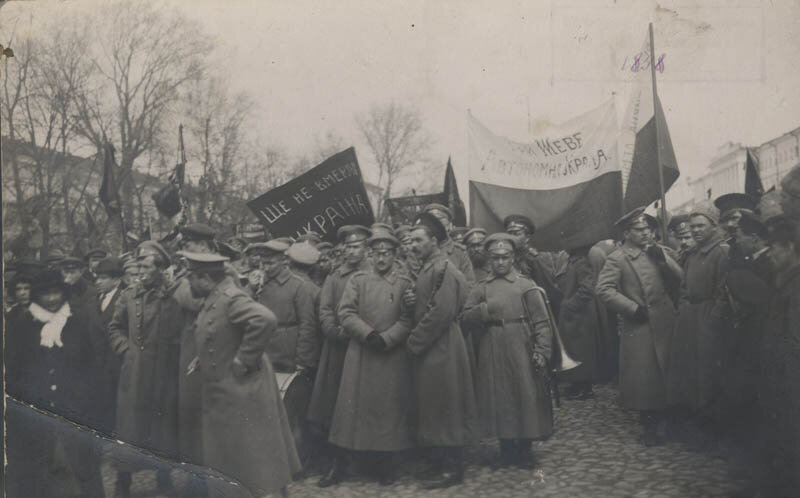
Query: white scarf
28,302,72,349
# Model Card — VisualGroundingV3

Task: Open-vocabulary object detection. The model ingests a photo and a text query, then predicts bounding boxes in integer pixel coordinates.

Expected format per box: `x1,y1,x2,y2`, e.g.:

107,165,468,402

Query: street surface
100,383,753,498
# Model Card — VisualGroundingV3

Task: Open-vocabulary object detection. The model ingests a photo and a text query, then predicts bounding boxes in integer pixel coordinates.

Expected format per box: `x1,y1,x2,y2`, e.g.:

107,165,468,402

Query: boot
317,455,347,488
114,472,132,498
492,440,516,470
421,447,464,489
414,447,442,480
515,439,536,469
375,452,396,486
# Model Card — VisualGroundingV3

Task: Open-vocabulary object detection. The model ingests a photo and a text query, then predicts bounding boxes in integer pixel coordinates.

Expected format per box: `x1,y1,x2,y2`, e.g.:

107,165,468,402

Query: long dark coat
596,242,682,411
108,282,182,460
461,271,553,440
90,285,123,436
172,277,205,464
666,235,728,409
406,251,477,447
442,238,475,283
329,269,414,451
195,277,301,496
557,252,606,384
307,260,369,429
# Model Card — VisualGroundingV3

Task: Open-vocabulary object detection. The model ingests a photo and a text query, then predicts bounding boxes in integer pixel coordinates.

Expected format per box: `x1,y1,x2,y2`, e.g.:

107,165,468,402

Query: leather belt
487,317,528,327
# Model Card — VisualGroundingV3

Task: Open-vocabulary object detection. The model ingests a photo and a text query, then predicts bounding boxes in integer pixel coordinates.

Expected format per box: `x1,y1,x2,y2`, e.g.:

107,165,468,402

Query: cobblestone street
101,383,754,498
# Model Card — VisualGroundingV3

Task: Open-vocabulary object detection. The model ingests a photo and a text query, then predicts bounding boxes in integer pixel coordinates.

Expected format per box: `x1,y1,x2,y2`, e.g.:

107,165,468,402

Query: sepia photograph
1,0,799,497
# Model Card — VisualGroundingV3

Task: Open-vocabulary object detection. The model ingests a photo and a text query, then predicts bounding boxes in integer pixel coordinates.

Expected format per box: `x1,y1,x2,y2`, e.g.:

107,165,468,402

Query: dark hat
370,222,394,234
714,193,757,220
181,251,229,272
287,242,320,266
463,227,487,245
367,230,399,249
450,226,469,238
251,240,290,255
614,207,648,229
59,256,84,269
765,215,798,245
667,214,691,234
412,212,447,242
737,211,767,238
44,249,66,266
15,259,46,274
136,240,170,264
423,203,453,220
31,269,69,298
217,241,241,260
9,271,35,289
484,232,516,255
504,214,535,234
337,225,371,244
296,231,323,245
95,257,123,277
180,223,216,241
84,247,109,261
643,213,659,231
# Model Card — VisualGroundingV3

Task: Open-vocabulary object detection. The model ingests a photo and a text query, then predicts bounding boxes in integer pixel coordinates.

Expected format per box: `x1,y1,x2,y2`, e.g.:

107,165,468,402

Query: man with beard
423,203,475,283
461,233,553,469
327,229,415,485
183,252,301,498
405,213,477,489
107,242,182,497
666,207,728,429
463,228,490,281
309,225,372,487
596,207,682,446
667,214,695,268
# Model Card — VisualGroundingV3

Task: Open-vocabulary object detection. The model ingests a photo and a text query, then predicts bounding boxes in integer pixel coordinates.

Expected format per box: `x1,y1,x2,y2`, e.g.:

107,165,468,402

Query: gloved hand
646,245,666,264
231,356,249,378
632,305,649,323
365,331,387,351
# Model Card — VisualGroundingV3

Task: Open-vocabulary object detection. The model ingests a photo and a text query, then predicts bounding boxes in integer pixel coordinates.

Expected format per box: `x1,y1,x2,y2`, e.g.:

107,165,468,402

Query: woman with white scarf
5,269,106,498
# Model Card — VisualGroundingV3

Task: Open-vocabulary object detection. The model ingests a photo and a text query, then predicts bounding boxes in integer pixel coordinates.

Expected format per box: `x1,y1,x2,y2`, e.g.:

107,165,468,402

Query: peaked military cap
413,212,447,242
287,242,320,266
259,239,291,254
84,247,109,261
484,232,516,255
504,214,536,234
463,227,487,245
714,193,757,220
136,240,171,264
182,251,229,271
667,214,691,234
316,241,334,251
217,241,241,260
44,249,66,266
337,225,371,244
59,256,84,268
180,223,216,241
367,230,399,249
95,257,123,277
370,222,394,234
296,231,323,245
614,207,648,229
423,203,453,220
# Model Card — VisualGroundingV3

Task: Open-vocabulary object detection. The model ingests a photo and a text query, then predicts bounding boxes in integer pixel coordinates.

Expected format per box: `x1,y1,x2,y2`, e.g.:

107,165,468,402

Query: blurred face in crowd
36,287,66,313
14,282,31,306
465,234,487,267
343,240,367,266
429,209,453,232
736,228,764,257
489,251,514,277
410,227,437,262
137,255,162,288
675,230,695,252
182,239,213,254
316,249,332,275
260,253,287,279
123,264,141,286
61,265,83,286
187,271,215,298
767,240,796,271
690,215,716,246
400,235,414,259
624,220,651,249
88,256,103,273
371,244,397,275
95,273,121,295
721,211,742,238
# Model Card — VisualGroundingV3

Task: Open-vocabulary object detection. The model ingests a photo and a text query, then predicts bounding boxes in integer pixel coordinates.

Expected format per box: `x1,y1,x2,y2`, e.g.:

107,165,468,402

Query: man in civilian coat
461,233,553,469
423,203,475,284
404,213,477,489
596,207,682,446
184,252,301,498
308,225,372,477
326,229,414,486
107,241,183,497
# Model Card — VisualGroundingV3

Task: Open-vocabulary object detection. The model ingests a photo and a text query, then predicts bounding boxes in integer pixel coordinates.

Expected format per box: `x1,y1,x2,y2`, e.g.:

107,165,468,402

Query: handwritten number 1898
621,52,666,73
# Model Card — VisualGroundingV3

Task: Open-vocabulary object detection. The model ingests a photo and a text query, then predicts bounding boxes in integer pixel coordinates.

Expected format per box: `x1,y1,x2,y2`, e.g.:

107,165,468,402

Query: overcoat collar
420,249,444,273
697,234,725,255
266,266,292,285
338,259,369,277
621,241,645,259
488,269,520,283
203,276,236,311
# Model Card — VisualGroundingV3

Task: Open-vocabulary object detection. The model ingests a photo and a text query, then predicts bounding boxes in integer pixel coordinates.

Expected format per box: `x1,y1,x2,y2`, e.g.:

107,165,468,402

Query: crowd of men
5,165,800,498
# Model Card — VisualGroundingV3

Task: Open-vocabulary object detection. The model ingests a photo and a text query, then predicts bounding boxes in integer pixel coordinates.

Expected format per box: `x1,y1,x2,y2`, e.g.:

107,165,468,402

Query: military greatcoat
406,251,477,447
194,276,301,496
107,281,182,459
442,238,475,284
461,270,554,440
666,234,728,409
307,259,370,429
328,269,414,451
596,242,682,410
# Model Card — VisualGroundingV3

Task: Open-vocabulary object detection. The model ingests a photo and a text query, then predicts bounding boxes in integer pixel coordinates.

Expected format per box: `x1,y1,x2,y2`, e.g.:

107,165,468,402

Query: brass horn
522,286,581,372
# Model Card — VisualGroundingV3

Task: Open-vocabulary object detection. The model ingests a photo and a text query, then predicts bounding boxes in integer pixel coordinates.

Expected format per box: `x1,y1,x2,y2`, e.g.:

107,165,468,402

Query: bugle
521,286,581,372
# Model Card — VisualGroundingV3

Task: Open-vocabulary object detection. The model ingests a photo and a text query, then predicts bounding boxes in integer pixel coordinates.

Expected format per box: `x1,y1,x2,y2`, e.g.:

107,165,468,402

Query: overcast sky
3,0,799,208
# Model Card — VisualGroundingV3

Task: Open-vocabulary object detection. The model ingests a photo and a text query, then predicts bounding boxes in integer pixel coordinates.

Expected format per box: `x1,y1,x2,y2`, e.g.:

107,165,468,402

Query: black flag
99,143,121,218
744,148,764,198
443,157,467,226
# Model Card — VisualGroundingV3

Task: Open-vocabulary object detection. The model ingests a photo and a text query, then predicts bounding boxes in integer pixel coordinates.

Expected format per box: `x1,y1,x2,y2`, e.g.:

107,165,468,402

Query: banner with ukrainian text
247,147,375,242
468,99,623,251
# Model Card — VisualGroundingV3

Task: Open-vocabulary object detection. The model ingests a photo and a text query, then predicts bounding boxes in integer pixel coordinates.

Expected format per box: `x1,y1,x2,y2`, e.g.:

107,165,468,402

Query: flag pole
649,22,668,243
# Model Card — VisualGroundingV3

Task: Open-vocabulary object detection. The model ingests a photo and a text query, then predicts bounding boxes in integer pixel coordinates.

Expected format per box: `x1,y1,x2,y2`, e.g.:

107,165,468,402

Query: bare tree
356,102,432,218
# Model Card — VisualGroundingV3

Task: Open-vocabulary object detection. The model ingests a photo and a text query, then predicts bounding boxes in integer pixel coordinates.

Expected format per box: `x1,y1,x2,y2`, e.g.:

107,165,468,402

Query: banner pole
649,22,668,243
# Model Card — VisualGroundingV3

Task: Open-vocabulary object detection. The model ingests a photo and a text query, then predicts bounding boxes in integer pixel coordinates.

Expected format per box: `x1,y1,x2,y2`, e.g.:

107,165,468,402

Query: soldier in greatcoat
461,233,553,469
665,207,728,419
404,213,477,489
326,229,414,486
183,252,301,498
308,225,372,485
107,241,183,497
667,214,695,269
423,203,475,283
596,207,682,446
